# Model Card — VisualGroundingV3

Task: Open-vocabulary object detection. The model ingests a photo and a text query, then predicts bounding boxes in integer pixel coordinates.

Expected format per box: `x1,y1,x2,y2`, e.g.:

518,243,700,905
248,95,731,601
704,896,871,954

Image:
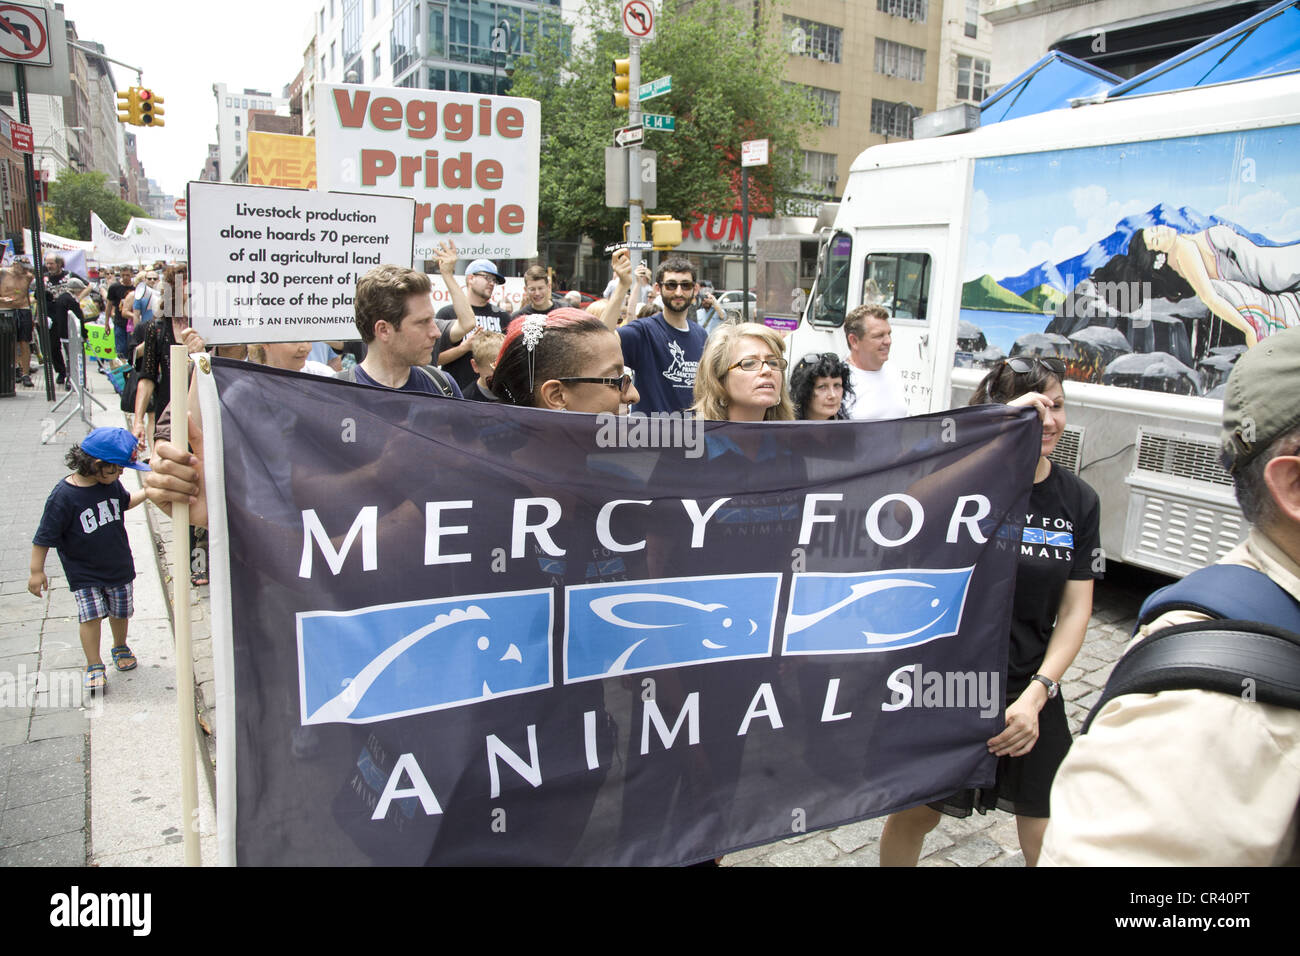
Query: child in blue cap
29,427,149,693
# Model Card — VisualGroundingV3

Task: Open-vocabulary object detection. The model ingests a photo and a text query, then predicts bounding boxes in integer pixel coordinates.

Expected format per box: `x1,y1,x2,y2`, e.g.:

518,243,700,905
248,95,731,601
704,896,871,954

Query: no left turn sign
622,1,655,41
0,2,51,66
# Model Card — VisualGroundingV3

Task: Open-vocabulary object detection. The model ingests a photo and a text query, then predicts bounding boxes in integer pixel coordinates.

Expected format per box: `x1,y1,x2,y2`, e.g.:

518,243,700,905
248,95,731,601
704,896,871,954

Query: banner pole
169,343,200,865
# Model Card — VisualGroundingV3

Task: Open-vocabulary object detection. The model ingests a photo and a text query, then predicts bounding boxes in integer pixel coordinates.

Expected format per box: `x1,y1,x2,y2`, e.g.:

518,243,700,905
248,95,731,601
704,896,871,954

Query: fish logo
564,574,781,682
1044,531,1074,548
298,589,553,725
781,567,975,655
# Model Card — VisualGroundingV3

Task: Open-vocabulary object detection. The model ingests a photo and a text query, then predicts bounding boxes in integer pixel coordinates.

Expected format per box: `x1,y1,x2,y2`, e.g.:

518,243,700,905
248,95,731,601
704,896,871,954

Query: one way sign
614,125,643,148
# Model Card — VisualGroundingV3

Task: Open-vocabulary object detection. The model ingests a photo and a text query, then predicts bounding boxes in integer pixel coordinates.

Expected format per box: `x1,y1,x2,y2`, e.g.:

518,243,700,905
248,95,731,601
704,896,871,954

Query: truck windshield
811,232,852,328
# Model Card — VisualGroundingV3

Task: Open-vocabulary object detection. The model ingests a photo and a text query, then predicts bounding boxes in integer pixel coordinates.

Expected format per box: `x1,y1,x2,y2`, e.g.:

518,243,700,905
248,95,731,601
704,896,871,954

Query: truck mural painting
957,125,1300,397
784,70,1300,579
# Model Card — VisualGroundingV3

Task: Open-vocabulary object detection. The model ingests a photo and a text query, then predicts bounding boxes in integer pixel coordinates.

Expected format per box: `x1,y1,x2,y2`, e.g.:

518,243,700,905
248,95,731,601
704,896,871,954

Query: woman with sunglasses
790,352,854,421
490,308,639,414
691,323,795,422
880,354,1099,867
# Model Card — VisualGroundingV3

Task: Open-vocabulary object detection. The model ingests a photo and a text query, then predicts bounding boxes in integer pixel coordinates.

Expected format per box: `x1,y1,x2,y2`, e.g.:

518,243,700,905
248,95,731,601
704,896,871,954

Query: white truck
785,70,1300,578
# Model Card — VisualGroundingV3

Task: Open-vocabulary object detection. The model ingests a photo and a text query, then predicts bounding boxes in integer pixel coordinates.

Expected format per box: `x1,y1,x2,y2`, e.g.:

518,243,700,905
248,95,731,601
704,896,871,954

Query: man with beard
601,252,708,414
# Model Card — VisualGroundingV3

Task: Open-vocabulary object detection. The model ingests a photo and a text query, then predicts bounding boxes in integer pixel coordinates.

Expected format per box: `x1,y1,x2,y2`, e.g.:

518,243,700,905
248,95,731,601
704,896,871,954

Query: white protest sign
187,181,415,345
314,84,540,262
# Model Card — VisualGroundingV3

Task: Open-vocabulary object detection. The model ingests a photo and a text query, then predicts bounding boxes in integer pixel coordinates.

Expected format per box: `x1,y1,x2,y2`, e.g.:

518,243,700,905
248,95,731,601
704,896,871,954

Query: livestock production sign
186,181,415,345
314,84,540,261
199,359,1041,865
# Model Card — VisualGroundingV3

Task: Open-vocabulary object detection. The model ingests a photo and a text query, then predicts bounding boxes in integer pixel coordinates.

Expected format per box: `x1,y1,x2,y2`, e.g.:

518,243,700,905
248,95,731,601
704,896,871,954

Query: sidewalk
0,361,215,866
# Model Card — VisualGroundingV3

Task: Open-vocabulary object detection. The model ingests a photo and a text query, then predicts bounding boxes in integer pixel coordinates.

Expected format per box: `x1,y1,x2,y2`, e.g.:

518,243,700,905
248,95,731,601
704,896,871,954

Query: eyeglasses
797,351,841,368
1005,356,1066,377
558,369,636,395
728,357,789,373
659,280,695,291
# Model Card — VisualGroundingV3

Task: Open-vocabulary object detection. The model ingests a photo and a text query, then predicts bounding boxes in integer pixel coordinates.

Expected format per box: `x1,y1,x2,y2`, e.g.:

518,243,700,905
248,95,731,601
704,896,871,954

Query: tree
510,0,821,247
45,170,147,240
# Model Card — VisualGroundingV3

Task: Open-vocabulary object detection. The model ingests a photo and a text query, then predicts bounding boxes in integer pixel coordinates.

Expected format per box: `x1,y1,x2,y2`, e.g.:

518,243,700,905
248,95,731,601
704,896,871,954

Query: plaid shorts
73,582,134,623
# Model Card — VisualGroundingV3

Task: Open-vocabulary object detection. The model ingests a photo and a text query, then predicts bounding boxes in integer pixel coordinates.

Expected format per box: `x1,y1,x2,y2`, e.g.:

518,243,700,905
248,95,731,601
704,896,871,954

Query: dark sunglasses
557,370,636,395
796,351,841,369
659,280,695,291
1005,356,1066,377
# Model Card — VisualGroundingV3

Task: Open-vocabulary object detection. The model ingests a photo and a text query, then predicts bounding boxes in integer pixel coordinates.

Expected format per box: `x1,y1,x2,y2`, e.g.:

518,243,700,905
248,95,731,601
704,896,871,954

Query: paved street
1,354,1160,868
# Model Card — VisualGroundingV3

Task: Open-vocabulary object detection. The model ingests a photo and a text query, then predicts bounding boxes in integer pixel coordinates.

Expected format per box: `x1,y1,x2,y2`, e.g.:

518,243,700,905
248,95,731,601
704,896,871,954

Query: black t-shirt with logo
33,479,135,591
1007,463,1101,690
511,294,567,318
434,301,511,389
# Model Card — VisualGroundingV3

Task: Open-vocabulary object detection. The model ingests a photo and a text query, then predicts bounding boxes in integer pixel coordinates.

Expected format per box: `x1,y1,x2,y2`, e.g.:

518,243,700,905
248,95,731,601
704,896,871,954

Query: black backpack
1083,563,1300,732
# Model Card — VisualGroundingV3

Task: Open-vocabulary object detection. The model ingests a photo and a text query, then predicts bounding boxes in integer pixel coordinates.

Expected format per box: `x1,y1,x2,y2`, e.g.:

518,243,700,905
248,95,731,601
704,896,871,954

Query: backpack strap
1136,563,1300,634
1083,619,1300,733
416,365,455,398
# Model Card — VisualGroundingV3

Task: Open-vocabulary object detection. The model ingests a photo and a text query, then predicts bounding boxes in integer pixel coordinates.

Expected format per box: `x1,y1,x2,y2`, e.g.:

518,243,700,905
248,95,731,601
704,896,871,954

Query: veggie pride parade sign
200,360,1039,865
313,83,540,262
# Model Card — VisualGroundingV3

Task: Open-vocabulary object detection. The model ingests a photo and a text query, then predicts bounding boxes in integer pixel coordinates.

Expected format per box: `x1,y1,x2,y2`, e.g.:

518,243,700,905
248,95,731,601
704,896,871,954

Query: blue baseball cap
80,427,150,471
465,259,505,284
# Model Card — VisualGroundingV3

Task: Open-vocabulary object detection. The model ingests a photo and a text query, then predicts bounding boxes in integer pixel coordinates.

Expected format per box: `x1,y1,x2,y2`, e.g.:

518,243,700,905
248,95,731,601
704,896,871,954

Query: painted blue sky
964,125,1300,284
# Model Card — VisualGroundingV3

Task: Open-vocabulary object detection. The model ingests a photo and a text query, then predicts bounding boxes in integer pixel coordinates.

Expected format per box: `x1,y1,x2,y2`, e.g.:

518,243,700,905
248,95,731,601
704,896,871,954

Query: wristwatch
1030,674,1060,699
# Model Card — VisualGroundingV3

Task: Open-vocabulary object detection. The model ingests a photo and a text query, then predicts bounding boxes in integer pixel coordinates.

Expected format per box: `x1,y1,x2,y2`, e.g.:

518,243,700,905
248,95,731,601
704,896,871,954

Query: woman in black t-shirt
880,357,1100,867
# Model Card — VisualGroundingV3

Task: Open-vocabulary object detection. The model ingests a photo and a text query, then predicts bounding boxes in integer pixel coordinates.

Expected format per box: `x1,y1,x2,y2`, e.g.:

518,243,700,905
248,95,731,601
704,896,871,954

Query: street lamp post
33,126,86,227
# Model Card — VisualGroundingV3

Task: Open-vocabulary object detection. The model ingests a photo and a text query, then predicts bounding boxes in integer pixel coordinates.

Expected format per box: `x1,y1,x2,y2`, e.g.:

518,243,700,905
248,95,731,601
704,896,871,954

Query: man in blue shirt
602,252,708,414
338,241,471,397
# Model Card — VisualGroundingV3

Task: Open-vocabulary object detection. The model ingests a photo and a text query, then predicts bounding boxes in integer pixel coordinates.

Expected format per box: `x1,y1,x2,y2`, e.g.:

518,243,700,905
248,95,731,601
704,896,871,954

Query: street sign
0,2,51,66
642,113,675,132
614,125,643,148
742,138,769,167
621,0,655,41
605,148,656,208
638,75,671,102
9,119,31,153
174,198,187,219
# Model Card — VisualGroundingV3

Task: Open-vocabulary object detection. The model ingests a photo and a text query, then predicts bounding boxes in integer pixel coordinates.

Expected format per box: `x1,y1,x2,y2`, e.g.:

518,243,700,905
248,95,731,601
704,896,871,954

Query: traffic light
612,58,630,109
116,89,133,124
138,88,164,127
649,215,682,251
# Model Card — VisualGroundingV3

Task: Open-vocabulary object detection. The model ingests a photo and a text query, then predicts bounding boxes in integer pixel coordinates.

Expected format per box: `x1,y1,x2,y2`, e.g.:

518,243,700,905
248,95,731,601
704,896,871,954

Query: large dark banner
202,359,1040,865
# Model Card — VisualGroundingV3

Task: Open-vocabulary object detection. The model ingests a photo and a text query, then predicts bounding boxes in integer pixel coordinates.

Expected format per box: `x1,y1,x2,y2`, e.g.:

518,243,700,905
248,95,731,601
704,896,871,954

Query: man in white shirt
843,304,908,421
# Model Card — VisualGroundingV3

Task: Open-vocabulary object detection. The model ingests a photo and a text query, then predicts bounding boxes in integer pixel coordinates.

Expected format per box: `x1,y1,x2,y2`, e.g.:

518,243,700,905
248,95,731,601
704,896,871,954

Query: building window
957,55,991,102
392,1,414,76
331,40,337,67
236,145,242,156
234,115,240,126
784,15,842,63
321,56,326,78
874,38,925,82
876,0,927,23
342,0,362,62
965,0,979,38
225,96,232,107
428,1,447,57
801,150,838,194
786,83,839,127
235,130,241,141
870,99,917,138
428,67,447,90
372,0,379,14
373,44,382,77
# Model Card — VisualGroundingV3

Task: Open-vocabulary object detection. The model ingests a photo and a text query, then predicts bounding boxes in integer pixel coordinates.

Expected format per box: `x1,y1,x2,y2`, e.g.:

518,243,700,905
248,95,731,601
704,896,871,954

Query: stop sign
174,198,187,219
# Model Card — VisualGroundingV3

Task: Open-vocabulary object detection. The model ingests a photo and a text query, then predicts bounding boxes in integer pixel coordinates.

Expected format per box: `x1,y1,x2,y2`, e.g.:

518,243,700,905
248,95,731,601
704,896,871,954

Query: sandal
84,664,107,692
110,645,138,672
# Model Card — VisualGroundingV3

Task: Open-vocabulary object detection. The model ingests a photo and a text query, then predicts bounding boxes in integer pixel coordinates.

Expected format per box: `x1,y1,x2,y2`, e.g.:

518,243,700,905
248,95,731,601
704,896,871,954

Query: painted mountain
963,202,1277,312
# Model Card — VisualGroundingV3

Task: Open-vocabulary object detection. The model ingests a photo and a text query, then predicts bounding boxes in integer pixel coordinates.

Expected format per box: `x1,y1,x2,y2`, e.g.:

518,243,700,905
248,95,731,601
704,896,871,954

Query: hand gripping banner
198,359,1040,865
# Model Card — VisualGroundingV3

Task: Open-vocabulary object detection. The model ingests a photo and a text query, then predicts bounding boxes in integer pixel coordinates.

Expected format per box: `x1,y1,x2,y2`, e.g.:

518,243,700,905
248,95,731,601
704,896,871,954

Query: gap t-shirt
33,479,135,591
